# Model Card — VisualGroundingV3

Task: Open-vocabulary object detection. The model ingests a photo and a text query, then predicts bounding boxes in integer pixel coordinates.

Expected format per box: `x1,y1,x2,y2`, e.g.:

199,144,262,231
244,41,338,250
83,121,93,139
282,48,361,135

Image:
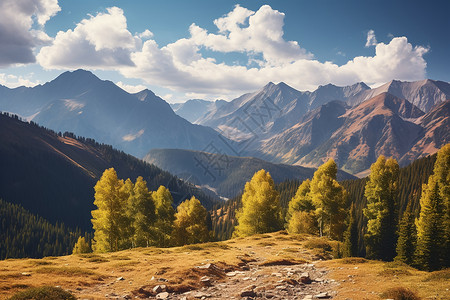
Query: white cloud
0,0,60,68
365,29,378,47
116,81,148,93
0,73,41,87
138,29,154,39
34,4,429,98
37,7,141,69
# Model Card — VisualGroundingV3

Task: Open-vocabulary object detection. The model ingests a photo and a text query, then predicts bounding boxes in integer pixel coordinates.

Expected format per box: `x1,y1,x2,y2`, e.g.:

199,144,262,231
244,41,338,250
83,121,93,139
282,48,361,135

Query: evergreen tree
72,236,92,254
415,179,445,270
364,156,399,261
153,186,176,247
172,196,210,245
310,160,347,240
343,203,359,257
129,176,156,247
395,202,416,265
91,168,128,252
233,170,283,237
286,179,318,235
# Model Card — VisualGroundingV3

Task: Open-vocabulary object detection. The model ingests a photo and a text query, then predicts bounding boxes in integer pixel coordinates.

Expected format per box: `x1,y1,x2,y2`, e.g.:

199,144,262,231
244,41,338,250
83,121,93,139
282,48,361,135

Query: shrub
380,287,420,300
9,286,76,300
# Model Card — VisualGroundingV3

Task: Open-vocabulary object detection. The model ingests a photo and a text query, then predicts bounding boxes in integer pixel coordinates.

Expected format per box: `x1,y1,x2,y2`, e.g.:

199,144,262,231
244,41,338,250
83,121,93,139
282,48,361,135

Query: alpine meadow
0,1,449,299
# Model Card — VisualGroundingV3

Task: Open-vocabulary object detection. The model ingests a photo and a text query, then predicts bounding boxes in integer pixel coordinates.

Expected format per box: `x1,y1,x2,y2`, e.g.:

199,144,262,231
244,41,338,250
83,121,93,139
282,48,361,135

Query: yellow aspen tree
172,196,209,246
153,186,175,247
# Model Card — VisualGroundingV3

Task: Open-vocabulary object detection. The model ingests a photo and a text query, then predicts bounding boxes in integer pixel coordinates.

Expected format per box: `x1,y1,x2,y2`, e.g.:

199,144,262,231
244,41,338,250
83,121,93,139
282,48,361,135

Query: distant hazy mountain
347,79,450,112
143,148,356,199
171,99,227,123
261,93,449,174
0,113,216,230
0,70,231,158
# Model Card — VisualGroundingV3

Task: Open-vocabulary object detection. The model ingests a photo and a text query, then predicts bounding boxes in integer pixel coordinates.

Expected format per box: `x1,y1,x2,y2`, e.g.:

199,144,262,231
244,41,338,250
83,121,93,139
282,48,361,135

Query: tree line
74,168,211,253
213,144,449,271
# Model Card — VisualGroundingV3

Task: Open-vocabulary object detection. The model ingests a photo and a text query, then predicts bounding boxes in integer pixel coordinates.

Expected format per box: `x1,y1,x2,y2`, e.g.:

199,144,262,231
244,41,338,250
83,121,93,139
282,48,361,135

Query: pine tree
395,202,416,265
72,236,92,254
363,156,399,261
233,170,283,237
286,179,318,235
310,160,347,240
129,176,156,247
153,186,175,247
172,196,210,246
91,168,128,252
415,179,445,270
343,203,359,257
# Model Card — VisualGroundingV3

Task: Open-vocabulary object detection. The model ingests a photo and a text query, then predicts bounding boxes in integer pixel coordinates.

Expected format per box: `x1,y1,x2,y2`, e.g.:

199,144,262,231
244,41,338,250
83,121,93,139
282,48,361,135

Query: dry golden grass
0,231,448,299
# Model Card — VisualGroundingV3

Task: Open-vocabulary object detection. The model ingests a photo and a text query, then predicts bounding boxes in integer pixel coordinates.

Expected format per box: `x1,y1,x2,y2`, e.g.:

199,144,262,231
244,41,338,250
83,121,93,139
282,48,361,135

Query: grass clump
304,238,332,251
87,257,109,263
35,266,95,276
378,269,412,277
380,287,420,300
8,286,76,300
424,268,450,281
340,257,367,264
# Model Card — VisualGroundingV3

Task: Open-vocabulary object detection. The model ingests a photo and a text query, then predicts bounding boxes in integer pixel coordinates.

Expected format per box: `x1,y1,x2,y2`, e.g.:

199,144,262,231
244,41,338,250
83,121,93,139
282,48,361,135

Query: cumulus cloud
37,7,140,69
0,73,41,88
122,129,144,141
365,29,378,47
0,0,60,68
116,81,148,93
34,4,429,97
138,29,154,39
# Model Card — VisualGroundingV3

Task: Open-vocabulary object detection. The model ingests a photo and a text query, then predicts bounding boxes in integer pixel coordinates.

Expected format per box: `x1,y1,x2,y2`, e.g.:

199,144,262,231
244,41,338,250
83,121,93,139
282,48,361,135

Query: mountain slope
143,148,355,199
0,113,216,230
0,70,231,158
260,93,444,174
171,99,227,123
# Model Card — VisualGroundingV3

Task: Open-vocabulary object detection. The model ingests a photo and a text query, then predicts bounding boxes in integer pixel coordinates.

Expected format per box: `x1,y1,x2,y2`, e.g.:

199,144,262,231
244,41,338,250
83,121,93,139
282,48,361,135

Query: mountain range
143,148,356,199
0,70,230,158
0,70,448,176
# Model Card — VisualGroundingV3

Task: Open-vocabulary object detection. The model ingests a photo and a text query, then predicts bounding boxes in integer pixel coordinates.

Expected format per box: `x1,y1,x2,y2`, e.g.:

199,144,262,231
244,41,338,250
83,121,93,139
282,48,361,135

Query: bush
380,287,420,300
9,286,76,300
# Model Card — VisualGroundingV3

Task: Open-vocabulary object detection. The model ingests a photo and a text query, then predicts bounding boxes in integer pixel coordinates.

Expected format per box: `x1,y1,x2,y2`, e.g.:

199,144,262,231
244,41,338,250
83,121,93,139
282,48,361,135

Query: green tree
415,179,445,270
395,202,417,265
343,203,359,257
233,170,283,237
172,196,209,245
128,176,156,247
72,236,92,254
91,168,128,252
363,156,399,261
153,186,175,247
286,179,318,234
310,159,347,240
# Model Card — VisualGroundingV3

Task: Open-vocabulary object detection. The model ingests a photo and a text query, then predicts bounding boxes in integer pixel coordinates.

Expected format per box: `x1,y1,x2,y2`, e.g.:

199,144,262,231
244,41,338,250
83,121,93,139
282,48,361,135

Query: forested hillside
0,199,84,259
0,112,216,231
211,154,437,242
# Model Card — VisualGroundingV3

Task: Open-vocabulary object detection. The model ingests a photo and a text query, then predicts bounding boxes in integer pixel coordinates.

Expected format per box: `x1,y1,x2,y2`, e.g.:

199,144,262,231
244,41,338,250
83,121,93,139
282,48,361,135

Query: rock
193,291,211,298
315,292,330,298
21,272,31,276
116,276,125,281
302,296,313,300
300,272,312,284
153,285,167,293
226,271,237,277
156,292,169,299
240,290,257,298
200,276,212,286
271,272,282,277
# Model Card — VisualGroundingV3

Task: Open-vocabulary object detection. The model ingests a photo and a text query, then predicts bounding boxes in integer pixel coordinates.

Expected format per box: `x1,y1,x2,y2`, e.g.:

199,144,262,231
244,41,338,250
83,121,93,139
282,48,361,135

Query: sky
0,0,449,103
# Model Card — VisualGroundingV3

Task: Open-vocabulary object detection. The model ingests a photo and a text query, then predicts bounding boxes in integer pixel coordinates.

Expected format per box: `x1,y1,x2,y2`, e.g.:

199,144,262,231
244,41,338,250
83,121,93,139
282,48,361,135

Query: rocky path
144,260,338,300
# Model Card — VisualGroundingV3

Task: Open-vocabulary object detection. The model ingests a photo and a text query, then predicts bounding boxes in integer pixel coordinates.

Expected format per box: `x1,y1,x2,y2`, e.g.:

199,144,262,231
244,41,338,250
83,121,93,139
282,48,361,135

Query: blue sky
0,0,448,102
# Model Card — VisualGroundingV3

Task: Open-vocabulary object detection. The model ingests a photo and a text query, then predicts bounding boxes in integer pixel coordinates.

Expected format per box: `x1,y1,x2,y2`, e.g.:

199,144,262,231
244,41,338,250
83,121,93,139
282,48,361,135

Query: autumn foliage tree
172,196,210,246
233,170,283,237
91,168,128,252
153,186,176,247
286,179,318,235
72,236,92,254
310,159,347,240
364,156,399,261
